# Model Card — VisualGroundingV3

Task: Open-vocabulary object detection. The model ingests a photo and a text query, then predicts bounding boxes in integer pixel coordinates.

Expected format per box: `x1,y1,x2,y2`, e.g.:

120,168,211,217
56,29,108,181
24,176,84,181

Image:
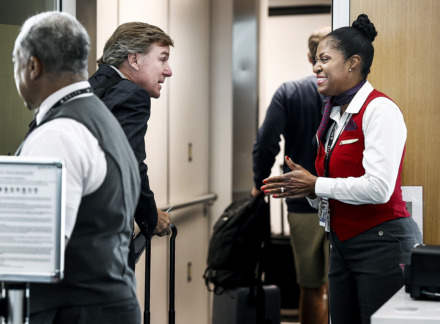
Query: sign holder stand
0,157,65,324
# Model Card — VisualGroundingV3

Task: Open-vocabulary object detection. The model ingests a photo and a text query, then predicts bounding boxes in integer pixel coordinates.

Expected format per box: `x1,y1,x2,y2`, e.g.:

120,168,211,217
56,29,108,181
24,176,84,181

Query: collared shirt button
378,231,384,236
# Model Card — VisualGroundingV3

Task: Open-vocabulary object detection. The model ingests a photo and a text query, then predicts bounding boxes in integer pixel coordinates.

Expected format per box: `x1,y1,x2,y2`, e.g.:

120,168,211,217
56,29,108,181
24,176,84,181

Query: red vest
315,89,410,241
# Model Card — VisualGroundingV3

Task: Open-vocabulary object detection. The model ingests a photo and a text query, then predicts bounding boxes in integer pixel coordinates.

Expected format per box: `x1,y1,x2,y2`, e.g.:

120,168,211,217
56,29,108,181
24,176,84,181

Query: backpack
203,194,270,294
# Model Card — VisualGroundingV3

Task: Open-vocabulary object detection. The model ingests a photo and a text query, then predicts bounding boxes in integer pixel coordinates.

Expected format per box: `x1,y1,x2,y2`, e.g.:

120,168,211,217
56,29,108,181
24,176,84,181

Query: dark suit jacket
89,64,158,234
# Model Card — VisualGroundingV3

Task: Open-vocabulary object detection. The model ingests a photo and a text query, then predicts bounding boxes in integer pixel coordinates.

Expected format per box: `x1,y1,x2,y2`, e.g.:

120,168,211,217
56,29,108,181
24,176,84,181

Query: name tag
339,138,359,145
318,198,330,232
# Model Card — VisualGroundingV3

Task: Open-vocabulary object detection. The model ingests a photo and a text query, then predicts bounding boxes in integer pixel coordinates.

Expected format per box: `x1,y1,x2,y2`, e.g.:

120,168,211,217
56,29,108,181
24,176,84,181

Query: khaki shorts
288,211,329,288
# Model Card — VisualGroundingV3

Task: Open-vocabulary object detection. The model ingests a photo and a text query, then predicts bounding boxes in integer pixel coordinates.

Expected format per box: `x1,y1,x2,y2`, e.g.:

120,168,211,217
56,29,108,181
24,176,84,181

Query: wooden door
350,0,440,244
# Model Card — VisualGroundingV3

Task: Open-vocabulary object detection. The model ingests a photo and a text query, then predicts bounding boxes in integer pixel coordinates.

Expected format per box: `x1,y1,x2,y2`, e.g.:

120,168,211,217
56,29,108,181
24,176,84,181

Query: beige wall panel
172,206,210,323
168,0,211,322
96,0,118,60
350,0,440,244
169,0,210,202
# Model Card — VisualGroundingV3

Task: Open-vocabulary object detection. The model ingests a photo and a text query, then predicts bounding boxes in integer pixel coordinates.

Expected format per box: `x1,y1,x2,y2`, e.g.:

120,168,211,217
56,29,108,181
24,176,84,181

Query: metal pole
5,283,29,324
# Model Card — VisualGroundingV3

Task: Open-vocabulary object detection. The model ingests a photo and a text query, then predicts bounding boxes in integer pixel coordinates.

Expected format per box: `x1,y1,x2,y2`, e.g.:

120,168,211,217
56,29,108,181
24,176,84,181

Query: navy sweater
253,75,323,213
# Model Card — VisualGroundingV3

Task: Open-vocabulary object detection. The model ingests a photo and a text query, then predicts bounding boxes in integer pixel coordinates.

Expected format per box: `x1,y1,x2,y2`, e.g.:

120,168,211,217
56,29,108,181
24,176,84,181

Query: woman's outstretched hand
261,156,317,199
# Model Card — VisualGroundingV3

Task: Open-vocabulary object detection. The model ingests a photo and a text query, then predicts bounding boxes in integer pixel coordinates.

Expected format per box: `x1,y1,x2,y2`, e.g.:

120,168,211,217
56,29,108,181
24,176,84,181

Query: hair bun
352,14,377,42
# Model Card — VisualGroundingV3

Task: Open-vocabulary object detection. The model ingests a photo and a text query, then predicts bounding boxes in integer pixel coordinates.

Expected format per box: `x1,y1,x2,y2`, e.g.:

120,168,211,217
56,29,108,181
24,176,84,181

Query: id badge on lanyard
319,123,337,232
318,198,330,232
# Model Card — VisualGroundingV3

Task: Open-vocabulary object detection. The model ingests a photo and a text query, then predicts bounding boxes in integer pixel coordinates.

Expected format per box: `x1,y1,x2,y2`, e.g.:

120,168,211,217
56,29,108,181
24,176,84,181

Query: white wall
259,8,331,234
61,0,76,16
210,1,234,222
262,14,332,111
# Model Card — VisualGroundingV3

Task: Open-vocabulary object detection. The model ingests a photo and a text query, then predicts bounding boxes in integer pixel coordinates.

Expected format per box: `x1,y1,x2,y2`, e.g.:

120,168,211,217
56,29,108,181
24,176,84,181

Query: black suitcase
263,234,300,310
134,224,178,324
212,285,281,324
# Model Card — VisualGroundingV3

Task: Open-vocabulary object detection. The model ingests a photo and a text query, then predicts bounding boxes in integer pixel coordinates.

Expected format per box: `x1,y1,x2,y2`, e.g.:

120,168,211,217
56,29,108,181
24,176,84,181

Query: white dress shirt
20,81,107,239
310,81,407,207
110,65,126,78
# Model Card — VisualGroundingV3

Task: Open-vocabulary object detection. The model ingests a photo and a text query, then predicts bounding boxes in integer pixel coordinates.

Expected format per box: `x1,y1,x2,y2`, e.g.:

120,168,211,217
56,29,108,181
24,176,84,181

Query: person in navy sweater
261,14,422,324
252,27,330,324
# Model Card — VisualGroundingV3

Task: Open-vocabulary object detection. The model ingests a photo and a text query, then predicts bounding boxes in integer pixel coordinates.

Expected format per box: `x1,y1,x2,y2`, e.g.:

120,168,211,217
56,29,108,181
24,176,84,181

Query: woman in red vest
261,14,422,324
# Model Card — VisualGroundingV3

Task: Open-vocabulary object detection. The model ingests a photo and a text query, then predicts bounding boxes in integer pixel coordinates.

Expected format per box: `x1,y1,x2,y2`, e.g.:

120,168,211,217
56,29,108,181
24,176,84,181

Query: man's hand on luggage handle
154,207,171,237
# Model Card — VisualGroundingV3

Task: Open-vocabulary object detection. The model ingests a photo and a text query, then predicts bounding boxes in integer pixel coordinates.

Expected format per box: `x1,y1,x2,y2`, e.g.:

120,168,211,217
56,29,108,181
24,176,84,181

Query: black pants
30,298,140,324
328,217,422,324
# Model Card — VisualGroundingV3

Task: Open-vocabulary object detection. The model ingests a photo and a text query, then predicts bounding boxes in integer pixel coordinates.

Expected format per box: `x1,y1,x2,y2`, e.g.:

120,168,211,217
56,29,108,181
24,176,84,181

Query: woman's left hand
261,156,317,199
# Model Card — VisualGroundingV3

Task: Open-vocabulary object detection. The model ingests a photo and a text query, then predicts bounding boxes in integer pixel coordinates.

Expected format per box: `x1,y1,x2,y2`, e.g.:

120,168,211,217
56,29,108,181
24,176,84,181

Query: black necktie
24,118,37,139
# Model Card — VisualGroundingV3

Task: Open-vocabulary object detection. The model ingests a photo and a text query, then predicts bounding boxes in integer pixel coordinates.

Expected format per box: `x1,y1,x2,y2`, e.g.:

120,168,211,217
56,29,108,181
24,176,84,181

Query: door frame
332,0,350,29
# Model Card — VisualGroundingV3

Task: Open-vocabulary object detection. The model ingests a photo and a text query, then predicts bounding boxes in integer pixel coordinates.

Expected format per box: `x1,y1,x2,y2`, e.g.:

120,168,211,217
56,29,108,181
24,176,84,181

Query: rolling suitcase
206,195,280,323
134,224,178,324
264,234,300,310
212,285,281,324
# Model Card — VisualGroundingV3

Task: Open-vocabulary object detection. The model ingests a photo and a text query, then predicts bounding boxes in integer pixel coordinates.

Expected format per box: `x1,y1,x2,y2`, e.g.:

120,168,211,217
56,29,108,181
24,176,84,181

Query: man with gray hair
13,11,141,323
89,23,174,269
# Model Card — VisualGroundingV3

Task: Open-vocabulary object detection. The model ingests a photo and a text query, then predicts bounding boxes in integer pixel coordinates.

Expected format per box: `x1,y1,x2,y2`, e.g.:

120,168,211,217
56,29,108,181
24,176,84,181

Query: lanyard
25,87,93,140
324,123,336,177
16,87,93,156
52,87,93,109
323,113,351,177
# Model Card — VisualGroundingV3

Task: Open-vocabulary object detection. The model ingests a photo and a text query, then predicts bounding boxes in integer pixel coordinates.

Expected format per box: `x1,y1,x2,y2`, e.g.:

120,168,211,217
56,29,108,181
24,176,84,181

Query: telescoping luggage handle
169,224,177,324
144,224,178,324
